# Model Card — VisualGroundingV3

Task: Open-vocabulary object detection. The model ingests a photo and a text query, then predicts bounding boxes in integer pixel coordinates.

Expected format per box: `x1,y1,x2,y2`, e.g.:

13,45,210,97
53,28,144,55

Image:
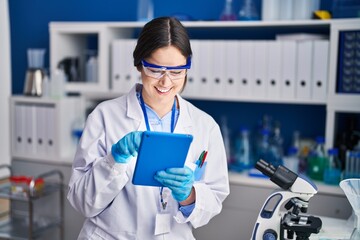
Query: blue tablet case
132,131,193,187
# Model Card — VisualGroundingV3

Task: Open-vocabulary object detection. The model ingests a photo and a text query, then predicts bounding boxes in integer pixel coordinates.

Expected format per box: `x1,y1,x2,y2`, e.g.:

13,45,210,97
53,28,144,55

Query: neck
143,95,177,118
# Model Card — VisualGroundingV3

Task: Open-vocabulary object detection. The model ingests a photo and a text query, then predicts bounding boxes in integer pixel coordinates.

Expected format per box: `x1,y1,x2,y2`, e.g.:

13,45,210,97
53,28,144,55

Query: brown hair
133,16,192,90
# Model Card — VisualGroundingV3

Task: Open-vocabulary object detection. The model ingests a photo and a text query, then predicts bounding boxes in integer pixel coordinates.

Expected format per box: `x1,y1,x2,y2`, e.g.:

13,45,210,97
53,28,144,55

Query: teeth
156,87,170,93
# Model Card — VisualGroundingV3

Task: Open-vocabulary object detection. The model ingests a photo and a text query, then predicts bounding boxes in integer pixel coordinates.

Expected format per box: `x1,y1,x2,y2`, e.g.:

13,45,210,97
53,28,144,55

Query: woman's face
140,45,187,111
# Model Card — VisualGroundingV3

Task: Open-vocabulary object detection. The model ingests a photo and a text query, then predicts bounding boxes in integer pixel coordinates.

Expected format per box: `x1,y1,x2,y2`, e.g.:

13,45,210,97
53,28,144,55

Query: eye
169,70,184,75
148,68,162,74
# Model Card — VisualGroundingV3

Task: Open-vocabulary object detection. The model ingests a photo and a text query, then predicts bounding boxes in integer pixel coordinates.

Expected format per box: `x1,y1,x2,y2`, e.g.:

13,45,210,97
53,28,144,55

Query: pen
200,151,208,167
197,150,205,167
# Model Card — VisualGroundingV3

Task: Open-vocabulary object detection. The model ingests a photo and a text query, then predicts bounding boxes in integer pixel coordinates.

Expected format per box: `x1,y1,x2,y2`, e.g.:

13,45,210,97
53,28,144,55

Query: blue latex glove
111,131,143,163
154,166,194,202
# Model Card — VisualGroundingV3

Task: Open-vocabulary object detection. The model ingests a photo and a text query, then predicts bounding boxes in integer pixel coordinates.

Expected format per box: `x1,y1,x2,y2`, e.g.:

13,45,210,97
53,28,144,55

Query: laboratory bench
193,171,352,240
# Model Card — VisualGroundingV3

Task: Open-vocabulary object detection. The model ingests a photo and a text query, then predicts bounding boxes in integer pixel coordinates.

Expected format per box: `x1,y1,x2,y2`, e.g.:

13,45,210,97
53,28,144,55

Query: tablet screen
132,131,193,187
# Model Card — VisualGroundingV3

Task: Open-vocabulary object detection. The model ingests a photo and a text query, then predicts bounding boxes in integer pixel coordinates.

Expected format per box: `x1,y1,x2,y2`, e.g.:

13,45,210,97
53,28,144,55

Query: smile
155,86,171,93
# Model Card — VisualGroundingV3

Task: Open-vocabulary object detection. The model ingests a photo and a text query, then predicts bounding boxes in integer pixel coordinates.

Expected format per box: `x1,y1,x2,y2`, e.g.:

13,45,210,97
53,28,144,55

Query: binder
224,40,240,98
253,41,268,98
211,40,226,97
36,105,48,156
13,104,26,154
46,106,56,156
266,41,282,99
296,40,313,100
280,41,297,100
239,41,254,98
112,39,138,93
182,40,200,97
311,40,329,101
24,104,36,155
198,40,213,97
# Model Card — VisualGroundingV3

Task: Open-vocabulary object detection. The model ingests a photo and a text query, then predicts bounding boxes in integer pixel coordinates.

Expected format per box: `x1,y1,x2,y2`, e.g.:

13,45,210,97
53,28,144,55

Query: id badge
154,213,171,235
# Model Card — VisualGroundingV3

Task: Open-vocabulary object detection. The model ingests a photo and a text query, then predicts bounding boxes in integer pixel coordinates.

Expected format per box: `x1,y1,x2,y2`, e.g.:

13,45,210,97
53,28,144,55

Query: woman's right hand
111,131,143,163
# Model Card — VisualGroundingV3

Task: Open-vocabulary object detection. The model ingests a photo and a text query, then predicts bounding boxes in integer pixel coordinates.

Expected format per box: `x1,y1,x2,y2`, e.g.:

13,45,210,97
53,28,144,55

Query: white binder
296,40,313,100
266,41,282,99
239,41,254,98
24,105,36,155
224,40,240,98
280,41,297,100
183,40,200,97
311,40,329,101
46,106,56,156
253,41,268,98
211,40,226,97
198,40,213,97
13,104,25,154
112,39,138,93
36,105,47,156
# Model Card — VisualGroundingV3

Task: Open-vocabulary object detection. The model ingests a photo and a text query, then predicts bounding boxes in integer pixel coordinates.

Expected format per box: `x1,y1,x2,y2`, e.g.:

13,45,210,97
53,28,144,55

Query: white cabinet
10,96,84,164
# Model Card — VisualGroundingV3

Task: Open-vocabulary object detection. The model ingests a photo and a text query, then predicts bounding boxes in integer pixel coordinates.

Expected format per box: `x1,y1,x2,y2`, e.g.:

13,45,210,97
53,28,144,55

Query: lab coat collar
126,84,193,133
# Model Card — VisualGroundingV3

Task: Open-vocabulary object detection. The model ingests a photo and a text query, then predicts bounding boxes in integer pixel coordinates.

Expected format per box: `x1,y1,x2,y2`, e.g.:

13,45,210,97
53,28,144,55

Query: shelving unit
49,18,360,151
0,165,64,240
10,96,84,164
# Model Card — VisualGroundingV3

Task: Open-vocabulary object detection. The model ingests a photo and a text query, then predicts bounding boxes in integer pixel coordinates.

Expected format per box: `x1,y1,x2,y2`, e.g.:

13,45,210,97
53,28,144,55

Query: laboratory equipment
323,148,342,185
251,159,322,240
220,0,237,21
137,0,153,22
345,150,360,179
238,0,259,20
23,48,46,96
233,127,253,171
340,178,360,240
0,165,64,239
307,136,327,181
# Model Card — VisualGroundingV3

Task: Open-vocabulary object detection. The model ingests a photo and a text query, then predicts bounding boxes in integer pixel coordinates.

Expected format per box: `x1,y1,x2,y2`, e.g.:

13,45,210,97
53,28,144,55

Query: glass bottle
233,127,253,171
137,0,154,22
220,0,237,21
255,128,271,165
323,148,342,185
307,136,328,181
269,123,284,167
283,147,299,173
238,0,260,21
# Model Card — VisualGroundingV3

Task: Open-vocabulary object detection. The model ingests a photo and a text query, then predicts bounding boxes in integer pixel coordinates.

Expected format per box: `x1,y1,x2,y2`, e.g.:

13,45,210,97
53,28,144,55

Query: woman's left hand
154,166,194,202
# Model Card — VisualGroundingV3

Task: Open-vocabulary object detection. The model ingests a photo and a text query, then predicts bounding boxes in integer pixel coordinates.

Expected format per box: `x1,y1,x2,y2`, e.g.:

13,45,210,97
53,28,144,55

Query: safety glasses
141,57,191,81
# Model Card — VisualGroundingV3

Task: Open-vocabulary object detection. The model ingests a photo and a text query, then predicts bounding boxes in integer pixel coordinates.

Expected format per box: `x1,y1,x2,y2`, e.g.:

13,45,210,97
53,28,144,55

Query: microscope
250,159,322,240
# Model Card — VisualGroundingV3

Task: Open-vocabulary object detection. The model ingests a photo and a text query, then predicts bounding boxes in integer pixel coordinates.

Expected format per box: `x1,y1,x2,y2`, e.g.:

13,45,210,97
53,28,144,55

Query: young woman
67,16,229,240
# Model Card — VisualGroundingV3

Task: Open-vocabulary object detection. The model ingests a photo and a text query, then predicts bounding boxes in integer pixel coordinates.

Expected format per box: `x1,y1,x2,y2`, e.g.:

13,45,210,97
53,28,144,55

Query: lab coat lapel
126,84,148,131
173,95,193,134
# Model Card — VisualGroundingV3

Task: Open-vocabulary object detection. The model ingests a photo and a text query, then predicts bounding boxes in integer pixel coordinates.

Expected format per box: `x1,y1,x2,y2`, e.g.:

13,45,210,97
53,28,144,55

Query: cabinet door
193,184,274,240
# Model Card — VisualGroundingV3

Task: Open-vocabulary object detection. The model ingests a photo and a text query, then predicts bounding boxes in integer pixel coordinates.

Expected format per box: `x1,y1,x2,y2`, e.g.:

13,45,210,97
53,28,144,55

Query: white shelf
49,19,360,153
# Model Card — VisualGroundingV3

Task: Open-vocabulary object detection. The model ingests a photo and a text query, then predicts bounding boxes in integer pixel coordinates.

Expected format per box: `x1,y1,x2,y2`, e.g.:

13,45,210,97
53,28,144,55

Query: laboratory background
0,0,360,239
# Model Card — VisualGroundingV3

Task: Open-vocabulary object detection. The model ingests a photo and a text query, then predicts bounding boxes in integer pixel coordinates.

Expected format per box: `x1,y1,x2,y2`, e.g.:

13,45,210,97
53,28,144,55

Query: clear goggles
141,57,191,81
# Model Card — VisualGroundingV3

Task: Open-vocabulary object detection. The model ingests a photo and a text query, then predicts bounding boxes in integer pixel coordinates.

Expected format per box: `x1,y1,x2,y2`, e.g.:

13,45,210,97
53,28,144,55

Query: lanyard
139,90,177,210
139,91,176,133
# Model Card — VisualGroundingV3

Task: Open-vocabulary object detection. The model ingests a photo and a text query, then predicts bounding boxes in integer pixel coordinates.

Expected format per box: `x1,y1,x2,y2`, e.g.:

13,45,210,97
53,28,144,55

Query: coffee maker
23,48,46,96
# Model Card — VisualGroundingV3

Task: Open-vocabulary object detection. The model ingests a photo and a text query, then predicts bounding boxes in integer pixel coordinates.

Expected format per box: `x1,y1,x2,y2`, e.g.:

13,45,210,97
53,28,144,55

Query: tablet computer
132,131,193,187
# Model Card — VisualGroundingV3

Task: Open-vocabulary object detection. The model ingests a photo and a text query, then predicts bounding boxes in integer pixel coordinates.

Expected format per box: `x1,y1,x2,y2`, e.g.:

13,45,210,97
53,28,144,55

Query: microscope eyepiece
255,159,298,190
255,159,276,177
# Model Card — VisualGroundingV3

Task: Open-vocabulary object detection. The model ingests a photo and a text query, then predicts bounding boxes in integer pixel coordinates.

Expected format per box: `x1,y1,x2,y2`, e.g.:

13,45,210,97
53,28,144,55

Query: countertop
228,171,346,196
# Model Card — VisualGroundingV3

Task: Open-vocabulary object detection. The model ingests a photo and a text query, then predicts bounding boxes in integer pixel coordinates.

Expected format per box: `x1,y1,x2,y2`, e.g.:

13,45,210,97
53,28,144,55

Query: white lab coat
68,84,230,240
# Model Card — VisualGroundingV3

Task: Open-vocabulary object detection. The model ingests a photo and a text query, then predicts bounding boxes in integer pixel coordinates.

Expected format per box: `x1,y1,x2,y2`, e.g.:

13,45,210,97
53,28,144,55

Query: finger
154,175,184,187
156,171,190,182
166,167,193,177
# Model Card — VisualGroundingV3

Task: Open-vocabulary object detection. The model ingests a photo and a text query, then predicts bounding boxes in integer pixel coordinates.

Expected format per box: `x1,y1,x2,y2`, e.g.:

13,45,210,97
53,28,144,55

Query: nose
158,72,173,84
